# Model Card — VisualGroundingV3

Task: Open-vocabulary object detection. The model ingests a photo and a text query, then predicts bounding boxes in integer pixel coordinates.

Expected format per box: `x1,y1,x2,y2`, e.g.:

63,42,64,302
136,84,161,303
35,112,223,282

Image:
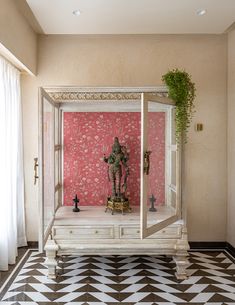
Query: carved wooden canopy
44,87,169,103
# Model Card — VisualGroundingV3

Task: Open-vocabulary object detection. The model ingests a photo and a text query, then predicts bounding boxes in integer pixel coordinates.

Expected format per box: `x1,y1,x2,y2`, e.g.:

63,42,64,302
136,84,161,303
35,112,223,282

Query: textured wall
227,29,235,247
63,112,165,206
21,34,227,241
0,0,37,74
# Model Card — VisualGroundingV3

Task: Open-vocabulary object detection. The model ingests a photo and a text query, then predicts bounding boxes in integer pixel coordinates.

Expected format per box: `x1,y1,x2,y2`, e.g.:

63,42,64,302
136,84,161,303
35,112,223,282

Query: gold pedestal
105,198,131,215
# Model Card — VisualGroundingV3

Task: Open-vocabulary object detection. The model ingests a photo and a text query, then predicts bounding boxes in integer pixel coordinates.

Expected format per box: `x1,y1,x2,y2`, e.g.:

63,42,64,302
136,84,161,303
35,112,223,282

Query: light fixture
73,9,81,16
197,9,206,16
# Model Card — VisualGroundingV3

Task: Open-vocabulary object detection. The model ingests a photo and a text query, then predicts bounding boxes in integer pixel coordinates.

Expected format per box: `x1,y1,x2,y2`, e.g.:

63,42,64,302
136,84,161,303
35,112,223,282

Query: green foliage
162,69,196,143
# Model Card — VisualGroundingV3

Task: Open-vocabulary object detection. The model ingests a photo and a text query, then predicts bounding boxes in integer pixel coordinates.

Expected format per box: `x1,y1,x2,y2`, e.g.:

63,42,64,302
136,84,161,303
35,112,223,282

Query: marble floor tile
0,251,234,305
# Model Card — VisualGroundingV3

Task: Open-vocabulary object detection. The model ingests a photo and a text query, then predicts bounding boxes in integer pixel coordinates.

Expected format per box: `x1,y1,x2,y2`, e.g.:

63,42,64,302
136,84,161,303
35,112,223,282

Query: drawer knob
70,230,73,234
95,230,98,234
137,230,140,233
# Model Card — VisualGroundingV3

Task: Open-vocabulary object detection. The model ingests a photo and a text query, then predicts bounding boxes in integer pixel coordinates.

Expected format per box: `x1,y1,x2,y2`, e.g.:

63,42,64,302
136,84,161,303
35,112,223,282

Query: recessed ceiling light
197,9,206,16
73,9,81,16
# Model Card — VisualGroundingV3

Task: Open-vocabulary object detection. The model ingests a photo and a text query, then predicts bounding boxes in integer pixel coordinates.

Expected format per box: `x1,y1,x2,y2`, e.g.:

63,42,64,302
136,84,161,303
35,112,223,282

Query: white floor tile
60,276,87,284
91,276,116,284
151,284,182,293
218,293,235,301
90,292,119,302
121,284,147,292
185,284,208,293
55,292,86,302
56,283,86,292
119,268,142,276
180,276,202,284
147,269,174,277
122,292,150,302
90,283,117,293
120,276,145,284
29,283,54,292
24,292,50,302
155,292,186,302
92,263,115,269
148,276,176,284
190,292,215,302
64,262,90,269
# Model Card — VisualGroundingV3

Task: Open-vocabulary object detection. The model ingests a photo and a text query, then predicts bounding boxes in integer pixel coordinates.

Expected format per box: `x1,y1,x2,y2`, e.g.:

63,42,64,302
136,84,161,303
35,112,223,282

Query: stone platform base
105,198,131,215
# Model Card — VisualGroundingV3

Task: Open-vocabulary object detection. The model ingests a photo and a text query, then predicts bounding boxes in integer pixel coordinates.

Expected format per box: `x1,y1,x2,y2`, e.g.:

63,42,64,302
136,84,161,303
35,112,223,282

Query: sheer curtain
0,56,27,271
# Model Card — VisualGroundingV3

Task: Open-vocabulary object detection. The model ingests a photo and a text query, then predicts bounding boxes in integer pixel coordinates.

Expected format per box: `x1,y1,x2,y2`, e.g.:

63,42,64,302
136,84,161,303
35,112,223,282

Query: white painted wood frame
140,93,181,239
38,87,59,252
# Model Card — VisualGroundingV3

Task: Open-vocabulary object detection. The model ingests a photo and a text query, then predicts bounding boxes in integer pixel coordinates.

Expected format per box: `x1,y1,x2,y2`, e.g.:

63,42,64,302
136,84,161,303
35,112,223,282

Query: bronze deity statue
103,137,131,214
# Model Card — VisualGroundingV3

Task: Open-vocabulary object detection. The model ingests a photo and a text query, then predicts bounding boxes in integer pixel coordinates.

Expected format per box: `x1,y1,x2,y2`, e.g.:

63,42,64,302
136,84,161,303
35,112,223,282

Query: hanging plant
162,69,196,143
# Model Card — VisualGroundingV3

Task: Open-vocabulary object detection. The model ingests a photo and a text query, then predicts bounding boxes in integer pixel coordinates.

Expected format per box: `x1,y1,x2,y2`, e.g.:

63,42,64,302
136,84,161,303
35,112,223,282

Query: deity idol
103,137,129,200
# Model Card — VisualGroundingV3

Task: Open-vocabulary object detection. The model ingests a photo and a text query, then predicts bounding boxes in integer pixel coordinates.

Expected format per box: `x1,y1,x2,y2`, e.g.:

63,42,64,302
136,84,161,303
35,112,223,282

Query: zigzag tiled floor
0,251,235,304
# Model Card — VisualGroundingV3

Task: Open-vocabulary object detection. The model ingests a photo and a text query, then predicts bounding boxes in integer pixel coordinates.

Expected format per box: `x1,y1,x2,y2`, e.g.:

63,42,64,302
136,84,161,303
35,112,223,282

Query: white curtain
0,56,27,271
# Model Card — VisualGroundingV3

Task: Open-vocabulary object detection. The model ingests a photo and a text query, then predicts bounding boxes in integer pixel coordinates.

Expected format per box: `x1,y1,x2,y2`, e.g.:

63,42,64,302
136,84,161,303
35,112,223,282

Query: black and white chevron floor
0,251,235,304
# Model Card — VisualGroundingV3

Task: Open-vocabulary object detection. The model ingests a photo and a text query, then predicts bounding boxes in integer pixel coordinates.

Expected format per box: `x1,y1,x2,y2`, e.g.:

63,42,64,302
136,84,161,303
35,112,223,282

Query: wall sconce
195,123,203,131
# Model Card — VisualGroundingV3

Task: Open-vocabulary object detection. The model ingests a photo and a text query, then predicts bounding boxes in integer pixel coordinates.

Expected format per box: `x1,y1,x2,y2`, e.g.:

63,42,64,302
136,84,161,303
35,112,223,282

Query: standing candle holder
73,194,80,212
149,194,157,212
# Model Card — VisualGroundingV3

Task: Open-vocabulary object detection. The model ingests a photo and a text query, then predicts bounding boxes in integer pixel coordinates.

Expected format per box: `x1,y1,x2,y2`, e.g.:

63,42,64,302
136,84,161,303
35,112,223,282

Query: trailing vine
162,69,196,143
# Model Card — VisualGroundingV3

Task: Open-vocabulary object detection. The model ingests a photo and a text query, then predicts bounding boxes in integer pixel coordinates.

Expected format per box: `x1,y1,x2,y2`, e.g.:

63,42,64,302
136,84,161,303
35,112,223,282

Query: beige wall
227,29,235,247
0,0,37,74
22,34,227,241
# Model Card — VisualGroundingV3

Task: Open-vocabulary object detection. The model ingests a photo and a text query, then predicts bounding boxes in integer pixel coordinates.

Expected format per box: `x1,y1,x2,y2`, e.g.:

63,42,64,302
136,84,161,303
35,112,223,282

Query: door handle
34,157,39,185
144,151,151,175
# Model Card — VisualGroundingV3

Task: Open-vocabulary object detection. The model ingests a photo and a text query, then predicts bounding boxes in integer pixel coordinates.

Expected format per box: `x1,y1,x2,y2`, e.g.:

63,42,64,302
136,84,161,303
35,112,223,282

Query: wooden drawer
53,226,114,239
119,226,141,239
119,225,181,239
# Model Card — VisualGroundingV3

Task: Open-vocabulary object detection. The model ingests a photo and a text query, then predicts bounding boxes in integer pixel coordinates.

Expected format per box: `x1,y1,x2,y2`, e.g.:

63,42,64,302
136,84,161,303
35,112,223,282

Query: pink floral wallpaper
63,112,165,206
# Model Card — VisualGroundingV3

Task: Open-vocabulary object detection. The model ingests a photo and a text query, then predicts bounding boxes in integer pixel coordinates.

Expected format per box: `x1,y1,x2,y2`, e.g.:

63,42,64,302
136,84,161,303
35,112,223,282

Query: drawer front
119,226,140,239
119,225,181,239
53,226,114,239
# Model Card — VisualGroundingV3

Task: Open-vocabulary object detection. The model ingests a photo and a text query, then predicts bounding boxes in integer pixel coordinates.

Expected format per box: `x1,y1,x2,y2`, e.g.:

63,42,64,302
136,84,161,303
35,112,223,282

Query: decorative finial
149,194,157,212
73,194,80,212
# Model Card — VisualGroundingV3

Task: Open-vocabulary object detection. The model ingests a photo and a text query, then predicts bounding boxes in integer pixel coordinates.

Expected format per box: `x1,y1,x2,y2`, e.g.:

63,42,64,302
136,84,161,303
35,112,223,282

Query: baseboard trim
27,241,38,248
225,242,235,258
189,241,227,249
189,241,235,258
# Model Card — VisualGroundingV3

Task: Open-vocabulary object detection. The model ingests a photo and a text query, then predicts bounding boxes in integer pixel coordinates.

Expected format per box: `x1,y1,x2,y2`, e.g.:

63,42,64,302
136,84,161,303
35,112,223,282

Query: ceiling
25,0,235,34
